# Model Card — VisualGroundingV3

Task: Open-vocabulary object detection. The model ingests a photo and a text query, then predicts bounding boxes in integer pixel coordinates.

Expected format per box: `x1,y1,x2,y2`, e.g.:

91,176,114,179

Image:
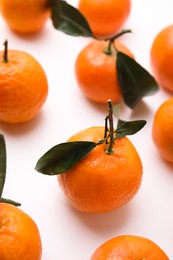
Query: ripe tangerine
152,97,173,163
75,39,134,105
0,42,48,123
78,0,131,37
58,126,143,213
0,0,50,33
90,235,169,259
150,24,173,93
0,203,42,260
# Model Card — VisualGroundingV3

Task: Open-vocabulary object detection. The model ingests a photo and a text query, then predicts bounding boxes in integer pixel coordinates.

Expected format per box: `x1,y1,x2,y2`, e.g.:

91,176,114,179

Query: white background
0,0,173,259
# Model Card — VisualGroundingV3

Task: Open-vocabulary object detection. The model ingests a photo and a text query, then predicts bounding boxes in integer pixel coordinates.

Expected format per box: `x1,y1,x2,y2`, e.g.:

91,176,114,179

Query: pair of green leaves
0,134,20,206
48,0,159,108
35,118,146,176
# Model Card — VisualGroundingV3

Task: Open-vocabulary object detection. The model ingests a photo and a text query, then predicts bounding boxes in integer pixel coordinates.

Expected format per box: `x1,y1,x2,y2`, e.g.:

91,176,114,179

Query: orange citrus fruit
152,97,173,163
0,0,50,33
75,39,134,105
0,203,42,260
78,0,131,38
58,126,143,213
0,42,48,123
90,235,169,259
150,24,173,93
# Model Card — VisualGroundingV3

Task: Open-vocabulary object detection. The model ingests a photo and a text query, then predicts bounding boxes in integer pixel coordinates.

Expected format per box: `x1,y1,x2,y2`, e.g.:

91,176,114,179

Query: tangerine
90,235,169,259
78,0,131,38
150,24,173,93
0,203,42,260
0,134,42,260
58,125,142,213
152,97,173,163
0,41,48,123
75,39,134,104
0,0,50,33
35,100,145,214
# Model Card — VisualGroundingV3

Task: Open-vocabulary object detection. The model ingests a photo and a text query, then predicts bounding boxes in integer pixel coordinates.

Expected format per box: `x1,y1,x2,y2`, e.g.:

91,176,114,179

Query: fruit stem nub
3,40,8,63
104,39,114,55
105,99,115,154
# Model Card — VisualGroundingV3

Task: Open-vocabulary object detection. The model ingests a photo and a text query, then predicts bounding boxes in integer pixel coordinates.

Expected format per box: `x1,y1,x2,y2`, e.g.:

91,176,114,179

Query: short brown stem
104,39,114,55
105,99,115,154
3,40,8,63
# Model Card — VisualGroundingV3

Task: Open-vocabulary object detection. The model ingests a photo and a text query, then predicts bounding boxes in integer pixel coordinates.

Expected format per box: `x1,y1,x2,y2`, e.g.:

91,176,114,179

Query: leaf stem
3,40,8,63
105,100,115,154
110,29,132,41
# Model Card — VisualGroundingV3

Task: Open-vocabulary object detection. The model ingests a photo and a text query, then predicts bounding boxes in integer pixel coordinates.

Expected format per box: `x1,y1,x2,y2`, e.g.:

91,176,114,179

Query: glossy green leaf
116,119,147,138
116,51,159,108
0,134,6,197
35,141,96,175
0,197,21,206
49,0,93,36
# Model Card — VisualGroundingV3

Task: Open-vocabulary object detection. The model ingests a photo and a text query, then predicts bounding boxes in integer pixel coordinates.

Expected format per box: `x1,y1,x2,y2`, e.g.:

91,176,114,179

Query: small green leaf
49,0,93,37
116,119,146,138
35,141,96,175
0,197,21,206
116,51,159,108
0,134,6,197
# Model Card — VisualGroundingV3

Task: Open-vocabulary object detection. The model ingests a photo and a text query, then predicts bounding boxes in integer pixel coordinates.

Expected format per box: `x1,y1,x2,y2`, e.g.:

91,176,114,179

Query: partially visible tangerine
150,24,173,93
90,235,169,259
0,0,50,33
78,0,131,38
75,39,134,105
152,97,173,163
0,203,42,260
58,126,143,214
0,43,48,123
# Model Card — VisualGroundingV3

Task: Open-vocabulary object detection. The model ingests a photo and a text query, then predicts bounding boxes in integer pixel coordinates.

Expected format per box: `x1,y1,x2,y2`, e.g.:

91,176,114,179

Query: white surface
0,0,173,259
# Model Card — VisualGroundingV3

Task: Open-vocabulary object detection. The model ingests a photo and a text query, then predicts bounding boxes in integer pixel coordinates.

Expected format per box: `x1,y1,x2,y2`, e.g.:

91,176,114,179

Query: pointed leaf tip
116,51,159,108
116,119,147,138
35,141,96,175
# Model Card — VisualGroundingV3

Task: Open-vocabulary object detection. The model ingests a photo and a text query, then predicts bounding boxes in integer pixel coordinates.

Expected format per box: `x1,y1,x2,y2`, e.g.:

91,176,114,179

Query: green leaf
35,141,96,175
0,197,21,207
116,119,147,138
0,134,6,197
116,51,159,108
49,0,93,37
